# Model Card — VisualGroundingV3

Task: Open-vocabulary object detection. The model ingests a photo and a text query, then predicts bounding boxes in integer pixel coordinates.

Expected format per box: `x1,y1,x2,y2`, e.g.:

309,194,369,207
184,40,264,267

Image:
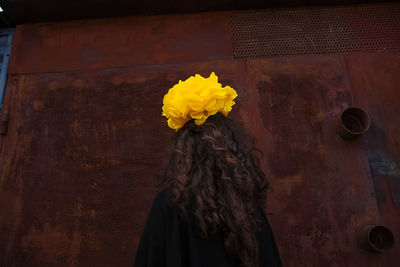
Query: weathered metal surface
8,12,232,75
231,3,400,58
345,53,400,265
0,110,9,135
1,8,399,267
242,55,381,266
0,60,247,266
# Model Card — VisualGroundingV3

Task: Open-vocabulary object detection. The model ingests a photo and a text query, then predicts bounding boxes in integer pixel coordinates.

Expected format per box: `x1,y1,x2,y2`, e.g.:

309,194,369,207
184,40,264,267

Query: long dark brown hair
159,112,269,267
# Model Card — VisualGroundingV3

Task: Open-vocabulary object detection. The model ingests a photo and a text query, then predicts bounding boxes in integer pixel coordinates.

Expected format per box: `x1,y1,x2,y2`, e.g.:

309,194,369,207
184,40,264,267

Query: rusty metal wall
0,5,399,267
231,4,400,58
345,53,400,265
7,13,232,74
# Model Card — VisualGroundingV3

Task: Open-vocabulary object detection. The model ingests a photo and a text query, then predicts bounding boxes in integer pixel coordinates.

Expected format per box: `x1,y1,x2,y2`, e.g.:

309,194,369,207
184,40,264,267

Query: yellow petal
161,72,238,130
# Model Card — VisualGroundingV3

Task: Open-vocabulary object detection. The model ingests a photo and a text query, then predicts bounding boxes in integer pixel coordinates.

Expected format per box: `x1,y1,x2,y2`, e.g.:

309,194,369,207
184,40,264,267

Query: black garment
134,189,282,267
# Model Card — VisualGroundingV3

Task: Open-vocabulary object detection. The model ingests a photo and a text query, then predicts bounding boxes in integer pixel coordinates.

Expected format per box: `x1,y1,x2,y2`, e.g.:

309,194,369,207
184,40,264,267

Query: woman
134,73,281,267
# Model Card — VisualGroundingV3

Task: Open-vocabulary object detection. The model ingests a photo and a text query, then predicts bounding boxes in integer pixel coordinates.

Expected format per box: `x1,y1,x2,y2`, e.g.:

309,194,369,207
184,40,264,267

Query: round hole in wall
369,226,395,252
357,225,395,252
338,107,371,139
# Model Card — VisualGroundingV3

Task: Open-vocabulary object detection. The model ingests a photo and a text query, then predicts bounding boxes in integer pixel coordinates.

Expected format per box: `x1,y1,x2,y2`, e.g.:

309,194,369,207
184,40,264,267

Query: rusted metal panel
242,55,382,266
1,54,387,266
1,8,399,267
8,12,233,75
231,3,400,58
0,60,246,266
345,53,400,265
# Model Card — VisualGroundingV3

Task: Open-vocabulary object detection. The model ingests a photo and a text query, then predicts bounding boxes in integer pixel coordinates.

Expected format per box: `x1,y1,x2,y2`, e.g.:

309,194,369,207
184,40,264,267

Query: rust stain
123,119,142,128
48,81,60,91
71,79,88,88
21,223,82,265
72,196,84,217
32,100,45,111
9,12,233,74
87,238,104,251
69,121,86,138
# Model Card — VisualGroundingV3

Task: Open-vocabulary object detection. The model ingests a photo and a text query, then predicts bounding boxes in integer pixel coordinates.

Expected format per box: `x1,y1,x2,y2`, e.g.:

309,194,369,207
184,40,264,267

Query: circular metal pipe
357,225,395,252
337,107,371,139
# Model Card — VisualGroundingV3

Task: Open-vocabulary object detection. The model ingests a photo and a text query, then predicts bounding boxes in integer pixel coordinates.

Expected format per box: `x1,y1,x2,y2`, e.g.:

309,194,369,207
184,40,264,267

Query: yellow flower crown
162,72,238,131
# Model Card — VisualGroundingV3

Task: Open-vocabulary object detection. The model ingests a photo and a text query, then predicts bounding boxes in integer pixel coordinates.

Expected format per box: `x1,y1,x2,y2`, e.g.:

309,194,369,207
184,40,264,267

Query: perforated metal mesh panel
231,4,400,58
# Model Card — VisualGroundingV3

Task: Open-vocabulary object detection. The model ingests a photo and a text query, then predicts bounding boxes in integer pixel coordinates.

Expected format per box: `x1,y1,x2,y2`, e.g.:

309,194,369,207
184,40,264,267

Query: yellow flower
162,72,238,131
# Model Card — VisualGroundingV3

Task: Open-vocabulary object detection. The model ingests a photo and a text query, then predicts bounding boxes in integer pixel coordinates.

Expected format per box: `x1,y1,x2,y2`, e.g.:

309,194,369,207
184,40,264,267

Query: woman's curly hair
159,112,269,267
